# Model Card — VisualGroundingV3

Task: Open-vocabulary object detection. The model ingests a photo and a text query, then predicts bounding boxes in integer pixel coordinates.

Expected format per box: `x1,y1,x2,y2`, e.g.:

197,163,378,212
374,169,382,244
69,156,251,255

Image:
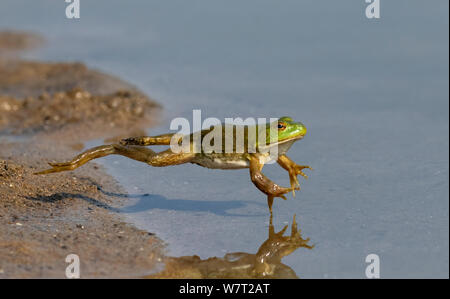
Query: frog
35,116,312,213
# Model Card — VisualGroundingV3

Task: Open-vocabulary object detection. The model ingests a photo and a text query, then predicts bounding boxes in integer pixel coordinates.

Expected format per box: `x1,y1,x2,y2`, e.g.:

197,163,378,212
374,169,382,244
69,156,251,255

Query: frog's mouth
276,134,304,144
261,134,303,146
259,134,303,155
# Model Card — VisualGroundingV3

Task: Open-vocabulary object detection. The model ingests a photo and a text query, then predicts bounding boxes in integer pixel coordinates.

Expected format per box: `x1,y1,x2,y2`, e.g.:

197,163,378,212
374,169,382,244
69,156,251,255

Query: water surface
1,0,448,278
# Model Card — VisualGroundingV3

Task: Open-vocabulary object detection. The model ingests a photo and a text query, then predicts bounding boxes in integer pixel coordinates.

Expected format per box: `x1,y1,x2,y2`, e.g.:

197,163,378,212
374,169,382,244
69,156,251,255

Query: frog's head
257,116,306,154
259,116,306,146
275,116,307,142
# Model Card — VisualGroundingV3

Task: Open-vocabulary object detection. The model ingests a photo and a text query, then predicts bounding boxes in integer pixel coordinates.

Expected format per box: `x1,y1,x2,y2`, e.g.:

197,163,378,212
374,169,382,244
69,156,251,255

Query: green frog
35,116,312,213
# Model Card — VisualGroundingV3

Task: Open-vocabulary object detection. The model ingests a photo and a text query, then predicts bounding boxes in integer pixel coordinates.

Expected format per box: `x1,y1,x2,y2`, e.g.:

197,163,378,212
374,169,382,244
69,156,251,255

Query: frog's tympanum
147,214,314,279
36,117,311,212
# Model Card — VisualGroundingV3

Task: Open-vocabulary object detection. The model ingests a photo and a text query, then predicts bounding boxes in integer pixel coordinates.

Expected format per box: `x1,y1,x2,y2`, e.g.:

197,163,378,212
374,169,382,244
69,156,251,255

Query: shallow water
1,0,448,278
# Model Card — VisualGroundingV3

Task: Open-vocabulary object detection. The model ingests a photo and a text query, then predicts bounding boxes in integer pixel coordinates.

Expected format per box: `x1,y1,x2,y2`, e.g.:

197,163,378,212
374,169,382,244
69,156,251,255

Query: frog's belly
192,153,274,169
193,157,250,169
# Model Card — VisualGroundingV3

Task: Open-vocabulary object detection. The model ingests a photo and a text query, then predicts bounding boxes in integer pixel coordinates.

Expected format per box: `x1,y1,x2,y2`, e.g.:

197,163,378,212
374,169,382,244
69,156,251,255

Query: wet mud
0,31,164,278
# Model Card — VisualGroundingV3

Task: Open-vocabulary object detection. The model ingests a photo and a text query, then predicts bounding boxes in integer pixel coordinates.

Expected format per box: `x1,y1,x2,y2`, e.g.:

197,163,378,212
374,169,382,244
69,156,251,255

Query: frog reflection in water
147,214,313,279
35,117,311,213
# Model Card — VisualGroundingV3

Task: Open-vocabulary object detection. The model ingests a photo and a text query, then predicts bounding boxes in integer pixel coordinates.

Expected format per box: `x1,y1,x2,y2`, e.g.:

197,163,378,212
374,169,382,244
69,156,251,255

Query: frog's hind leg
35,144,195,175
35,144,156,175
120,133,178,146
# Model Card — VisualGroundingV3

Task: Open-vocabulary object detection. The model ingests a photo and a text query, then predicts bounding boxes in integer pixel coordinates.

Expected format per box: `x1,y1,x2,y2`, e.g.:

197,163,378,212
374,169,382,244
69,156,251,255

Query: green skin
36,116,311,213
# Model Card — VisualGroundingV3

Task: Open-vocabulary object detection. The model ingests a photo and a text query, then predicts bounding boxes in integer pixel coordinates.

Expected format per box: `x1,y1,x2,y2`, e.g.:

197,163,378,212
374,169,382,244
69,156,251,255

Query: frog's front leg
249,155,298,213
277,154,312,196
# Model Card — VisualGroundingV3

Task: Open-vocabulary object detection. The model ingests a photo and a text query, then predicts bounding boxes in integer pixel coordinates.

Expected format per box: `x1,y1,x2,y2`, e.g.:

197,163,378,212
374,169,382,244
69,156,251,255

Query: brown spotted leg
120,133,178,146
35,144,195,175
277,154,312,197
249,155,298,214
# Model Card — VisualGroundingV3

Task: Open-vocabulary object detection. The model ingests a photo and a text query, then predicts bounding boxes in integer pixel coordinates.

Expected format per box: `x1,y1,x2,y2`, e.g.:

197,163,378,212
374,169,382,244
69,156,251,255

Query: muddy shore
0,31,165,278
0,31,315,279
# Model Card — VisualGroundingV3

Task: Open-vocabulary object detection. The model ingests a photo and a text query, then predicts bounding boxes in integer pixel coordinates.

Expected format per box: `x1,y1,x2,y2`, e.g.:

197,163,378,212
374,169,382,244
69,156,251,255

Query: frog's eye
277,122,286,130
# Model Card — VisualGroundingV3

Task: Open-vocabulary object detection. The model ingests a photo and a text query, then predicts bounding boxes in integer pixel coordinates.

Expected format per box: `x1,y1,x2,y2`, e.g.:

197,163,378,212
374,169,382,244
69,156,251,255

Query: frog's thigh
121,133,177,146
112,145,157,163
147,148,195,167
113,145,194,166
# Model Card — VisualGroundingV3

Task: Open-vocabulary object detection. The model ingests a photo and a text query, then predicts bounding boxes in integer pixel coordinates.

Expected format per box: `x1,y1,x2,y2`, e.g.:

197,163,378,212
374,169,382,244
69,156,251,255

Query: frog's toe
298,165,313,172
289,173,300,186
34,165,72,175
287,170,300,191
266,186,298,213
294,165,312,179
298,170,308,179
274,185,297,200
292,185,300,197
